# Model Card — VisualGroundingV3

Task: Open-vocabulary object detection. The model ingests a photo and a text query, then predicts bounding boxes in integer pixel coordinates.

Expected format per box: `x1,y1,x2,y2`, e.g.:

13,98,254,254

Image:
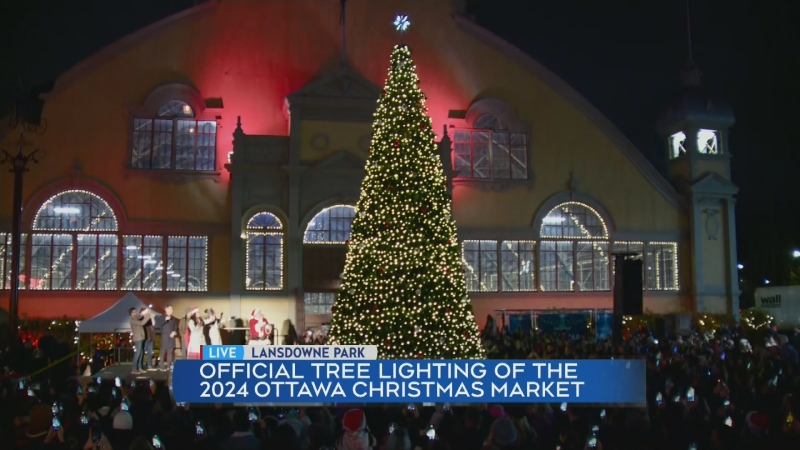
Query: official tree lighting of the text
196,361,584,399
172,359,646,404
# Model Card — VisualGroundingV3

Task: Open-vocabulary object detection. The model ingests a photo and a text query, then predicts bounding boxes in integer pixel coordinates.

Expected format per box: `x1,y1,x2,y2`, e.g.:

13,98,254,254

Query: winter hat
746,411,769,432
25,404,51,438
113,411,134,430
252,309,262,317
490,418,518,447
341,414,370,450
343,409,366,431
488,404,507,419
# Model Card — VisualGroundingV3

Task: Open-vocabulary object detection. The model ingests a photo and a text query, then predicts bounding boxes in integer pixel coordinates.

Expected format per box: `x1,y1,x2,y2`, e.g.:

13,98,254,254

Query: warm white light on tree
325,43,485,359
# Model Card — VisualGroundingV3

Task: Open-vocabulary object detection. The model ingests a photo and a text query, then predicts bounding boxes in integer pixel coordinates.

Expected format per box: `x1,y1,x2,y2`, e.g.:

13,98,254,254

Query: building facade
0,0,739,334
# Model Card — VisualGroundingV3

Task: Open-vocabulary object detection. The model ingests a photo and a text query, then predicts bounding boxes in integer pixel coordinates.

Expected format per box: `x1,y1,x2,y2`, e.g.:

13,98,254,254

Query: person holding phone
44,416,65,446
83,424,113,450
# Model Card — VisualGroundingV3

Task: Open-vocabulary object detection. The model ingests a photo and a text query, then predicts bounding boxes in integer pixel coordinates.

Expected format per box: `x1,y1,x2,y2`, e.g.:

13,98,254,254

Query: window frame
461,238,679,294
120,235,208,293
303,205,357,244
304,292,336,315
245,212,284,291
129,113,218,172
452,127,528,180
28,190,120,291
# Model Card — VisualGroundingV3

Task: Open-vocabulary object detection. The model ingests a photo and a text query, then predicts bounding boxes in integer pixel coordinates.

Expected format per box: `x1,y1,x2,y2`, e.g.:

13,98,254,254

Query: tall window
459,226,678,294
246,212,283,290
31,191,118,290
463,240,498,292
539,202,610,292
20,189,210,292
121,235,207,292
645,242,679,290
305,292,336,315
303,205,356,315
0,233,26,290
130,100,217,171
453,114,527,180
463,240,535,292
303,205,356,243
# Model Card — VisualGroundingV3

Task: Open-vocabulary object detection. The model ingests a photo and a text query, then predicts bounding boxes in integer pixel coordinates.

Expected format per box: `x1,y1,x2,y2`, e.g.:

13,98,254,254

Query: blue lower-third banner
171,359,645,405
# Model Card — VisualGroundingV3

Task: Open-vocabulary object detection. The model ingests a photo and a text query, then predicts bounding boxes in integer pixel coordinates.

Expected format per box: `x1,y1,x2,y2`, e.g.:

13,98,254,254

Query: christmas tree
326,15,485,359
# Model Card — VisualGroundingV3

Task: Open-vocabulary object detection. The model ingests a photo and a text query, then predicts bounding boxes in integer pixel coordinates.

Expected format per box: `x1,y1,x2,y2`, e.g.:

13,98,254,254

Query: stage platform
87,363,171,383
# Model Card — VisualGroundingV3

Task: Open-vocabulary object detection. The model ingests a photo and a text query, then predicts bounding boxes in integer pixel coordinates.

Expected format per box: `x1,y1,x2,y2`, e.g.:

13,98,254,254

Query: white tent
78,292,161,333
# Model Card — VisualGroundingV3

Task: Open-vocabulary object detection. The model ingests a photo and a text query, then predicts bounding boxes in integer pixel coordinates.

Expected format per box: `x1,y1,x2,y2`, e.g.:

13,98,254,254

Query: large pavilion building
0,0,739,335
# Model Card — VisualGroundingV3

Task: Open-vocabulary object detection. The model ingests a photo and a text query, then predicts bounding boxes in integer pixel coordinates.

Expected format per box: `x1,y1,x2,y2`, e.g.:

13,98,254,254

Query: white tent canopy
78,292,161,333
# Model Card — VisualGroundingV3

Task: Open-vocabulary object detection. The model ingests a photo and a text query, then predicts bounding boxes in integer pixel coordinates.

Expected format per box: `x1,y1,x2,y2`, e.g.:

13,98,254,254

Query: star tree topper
394,14,410,33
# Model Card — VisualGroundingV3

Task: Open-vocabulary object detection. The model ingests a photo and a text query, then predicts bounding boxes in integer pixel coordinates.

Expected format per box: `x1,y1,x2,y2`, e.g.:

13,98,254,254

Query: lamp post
1,102,45,344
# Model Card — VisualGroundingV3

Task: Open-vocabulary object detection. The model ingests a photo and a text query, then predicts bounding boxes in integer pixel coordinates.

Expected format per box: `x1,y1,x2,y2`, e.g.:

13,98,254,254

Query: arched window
245,212,283,290
538,202,610,292
31,190,119,290
303,205,357,243
302,205,356,320
157,100,194,118
131,99,216,171
454,109,528,180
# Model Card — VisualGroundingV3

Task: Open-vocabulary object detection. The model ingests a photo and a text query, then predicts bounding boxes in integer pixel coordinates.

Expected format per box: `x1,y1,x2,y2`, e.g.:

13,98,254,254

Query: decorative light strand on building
245,231,283,291
32,190,119,232
303,205,357,244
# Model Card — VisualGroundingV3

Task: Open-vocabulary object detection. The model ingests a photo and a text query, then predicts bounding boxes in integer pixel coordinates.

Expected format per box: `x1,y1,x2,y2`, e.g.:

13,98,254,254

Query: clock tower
657,64,740,320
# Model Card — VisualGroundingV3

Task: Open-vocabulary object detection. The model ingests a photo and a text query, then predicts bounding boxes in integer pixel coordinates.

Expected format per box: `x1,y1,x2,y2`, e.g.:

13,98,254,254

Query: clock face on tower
697,129,718,154
670,131,687,159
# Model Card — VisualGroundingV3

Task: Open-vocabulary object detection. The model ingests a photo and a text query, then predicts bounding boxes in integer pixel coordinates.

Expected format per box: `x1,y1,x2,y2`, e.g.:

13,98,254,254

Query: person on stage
158,305,178,370
129,307,151,375
142,307,156,371
183,308,192,359
204,309,224,346
186,307,203,360
248,309,270,346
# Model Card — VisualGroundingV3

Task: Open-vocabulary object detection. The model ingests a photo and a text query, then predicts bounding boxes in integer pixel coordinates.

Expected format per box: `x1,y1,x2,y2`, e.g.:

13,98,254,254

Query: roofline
46,1,219,98
452,13,683,208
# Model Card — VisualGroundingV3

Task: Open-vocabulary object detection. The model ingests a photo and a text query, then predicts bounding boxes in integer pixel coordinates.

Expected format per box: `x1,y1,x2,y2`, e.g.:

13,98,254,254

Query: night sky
1,0,798,299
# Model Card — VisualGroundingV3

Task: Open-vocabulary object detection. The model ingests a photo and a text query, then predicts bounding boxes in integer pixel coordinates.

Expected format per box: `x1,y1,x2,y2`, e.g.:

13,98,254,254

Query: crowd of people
1,317,799,450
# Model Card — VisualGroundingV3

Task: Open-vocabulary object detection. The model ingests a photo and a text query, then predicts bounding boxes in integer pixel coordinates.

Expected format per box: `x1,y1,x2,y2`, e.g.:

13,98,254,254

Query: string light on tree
325,15,485,359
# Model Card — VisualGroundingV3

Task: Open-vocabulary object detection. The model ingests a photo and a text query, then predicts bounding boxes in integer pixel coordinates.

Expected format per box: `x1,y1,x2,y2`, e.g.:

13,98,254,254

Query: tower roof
657,63,734,133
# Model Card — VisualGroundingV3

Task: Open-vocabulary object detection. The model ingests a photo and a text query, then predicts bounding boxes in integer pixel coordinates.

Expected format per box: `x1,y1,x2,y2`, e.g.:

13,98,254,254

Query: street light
793,250,800,258
1,95,46,343
737,263,744,270
764,279,770,285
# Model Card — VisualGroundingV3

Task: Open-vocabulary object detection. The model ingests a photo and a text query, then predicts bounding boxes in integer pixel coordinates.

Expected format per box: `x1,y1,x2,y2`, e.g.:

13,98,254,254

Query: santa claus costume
336,409,376,450
249,309,271,346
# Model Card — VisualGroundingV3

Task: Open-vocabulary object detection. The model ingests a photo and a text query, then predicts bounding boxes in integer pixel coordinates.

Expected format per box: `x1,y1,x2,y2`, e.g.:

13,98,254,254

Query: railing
493,308,614,340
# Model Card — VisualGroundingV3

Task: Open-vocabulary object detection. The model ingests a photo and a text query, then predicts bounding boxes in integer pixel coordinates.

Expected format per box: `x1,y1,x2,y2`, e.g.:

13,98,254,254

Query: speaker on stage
613,256,643,316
